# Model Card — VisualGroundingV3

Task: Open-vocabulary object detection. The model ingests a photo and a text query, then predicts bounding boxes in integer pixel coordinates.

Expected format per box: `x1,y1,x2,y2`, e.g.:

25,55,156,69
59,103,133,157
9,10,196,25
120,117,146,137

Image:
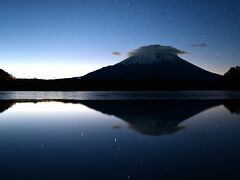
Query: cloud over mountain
128,45,187,57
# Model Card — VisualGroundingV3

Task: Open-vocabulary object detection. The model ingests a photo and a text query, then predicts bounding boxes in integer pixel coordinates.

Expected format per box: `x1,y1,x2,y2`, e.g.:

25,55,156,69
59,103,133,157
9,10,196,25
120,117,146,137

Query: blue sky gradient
0,0,239,78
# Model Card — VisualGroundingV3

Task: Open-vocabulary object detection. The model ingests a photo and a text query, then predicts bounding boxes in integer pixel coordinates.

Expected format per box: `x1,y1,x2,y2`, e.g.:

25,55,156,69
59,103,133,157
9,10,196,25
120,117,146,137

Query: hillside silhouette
0,69,15,81
224,66,240,81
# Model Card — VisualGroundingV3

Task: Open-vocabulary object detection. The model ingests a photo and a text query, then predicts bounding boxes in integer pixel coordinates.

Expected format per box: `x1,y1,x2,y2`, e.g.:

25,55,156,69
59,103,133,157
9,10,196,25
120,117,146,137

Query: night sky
0,0,239,79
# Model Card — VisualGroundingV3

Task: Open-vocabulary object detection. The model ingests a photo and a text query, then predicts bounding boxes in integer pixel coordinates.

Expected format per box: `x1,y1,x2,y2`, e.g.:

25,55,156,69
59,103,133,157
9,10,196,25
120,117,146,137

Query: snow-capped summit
119,45,186,65
118,53,179,65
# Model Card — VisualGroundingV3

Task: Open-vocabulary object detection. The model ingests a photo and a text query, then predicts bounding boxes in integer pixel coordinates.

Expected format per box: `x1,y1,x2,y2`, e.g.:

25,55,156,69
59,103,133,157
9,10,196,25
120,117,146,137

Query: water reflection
0,100,239,179
0,100,239,136
224,101,240,114
80,100,222,136
0,101,15,113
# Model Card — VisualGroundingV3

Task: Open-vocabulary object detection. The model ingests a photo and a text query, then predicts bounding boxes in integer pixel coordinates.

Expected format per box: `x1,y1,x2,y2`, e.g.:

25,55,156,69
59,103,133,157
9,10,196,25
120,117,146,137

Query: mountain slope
0,69,15,80
81,45,221,81
224,66,240,80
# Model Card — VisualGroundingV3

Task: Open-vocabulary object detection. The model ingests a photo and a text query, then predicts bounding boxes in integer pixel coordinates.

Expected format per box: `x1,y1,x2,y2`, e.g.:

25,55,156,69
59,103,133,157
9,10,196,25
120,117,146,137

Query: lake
0,90,240,100
0,91,240,179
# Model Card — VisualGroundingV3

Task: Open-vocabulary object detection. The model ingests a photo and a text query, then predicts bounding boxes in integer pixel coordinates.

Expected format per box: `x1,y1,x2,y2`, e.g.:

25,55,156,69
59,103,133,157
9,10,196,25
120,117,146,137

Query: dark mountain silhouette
0,69,15,81
80,100,221,136
81,45,221,82
224,66,240,80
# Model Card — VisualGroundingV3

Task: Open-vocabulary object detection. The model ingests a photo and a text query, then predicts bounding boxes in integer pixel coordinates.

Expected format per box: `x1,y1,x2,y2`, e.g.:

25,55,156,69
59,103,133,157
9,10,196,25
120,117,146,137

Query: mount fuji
80,45,221,82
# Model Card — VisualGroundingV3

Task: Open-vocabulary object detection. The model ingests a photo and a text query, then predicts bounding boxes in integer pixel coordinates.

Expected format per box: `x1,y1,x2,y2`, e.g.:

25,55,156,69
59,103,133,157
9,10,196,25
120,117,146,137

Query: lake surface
0,91,240,179
0,90,240,100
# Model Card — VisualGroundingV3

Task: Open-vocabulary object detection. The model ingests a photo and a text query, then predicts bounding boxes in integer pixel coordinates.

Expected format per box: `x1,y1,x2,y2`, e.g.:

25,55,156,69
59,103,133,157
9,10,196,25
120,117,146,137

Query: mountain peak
118,53,182,65
118,44,187,65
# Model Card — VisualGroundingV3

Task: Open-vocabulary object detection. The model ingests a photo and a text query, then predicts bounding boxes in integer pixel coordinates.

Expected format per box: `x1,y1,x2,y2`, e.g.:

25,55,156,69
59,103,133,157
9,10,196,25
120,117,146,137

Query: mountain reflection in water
0,100,239,136
80,100,221,136
0,101,15,113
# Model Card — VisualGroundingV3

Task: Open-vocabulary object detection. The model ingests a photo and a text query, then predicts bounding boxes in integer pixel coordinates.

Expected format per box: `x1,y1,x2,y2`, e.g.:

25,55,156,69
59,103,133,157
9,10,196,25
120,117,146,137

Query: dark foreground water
0,91,240,179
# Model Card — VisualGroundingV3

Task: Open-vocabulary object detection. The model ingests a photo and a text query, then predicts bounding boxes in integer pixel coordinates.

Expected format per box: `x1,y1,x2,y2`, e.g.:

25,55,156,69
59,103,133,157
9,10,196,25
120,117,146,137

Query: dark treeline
0,78,239,91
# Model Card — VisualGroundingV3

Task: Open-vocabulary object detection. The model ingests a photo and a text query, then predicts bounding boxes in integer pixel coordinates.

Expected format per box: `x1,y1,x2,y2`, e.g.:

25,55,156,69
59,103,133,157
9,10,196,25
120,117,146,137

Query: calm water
0,91,240,179
0,90,240,100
